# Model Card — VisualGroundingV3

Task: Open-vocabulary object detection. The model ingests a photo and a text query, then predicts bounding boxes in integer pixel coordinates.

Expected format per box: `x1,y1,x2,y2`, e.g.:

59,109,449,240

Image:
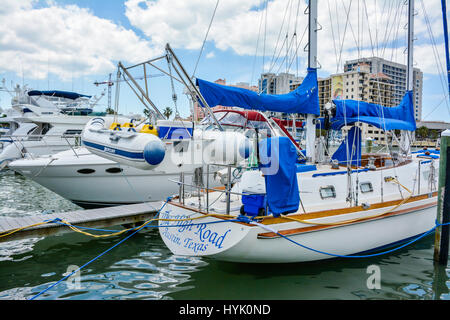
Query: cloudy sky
0,0,449,121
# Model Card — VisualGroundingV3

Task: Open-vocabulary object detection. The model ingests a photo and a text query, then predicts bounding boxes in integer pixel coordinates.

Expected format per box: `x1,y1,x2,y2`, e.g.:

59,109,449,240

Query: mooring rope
27,198,243,300
28,198,172,300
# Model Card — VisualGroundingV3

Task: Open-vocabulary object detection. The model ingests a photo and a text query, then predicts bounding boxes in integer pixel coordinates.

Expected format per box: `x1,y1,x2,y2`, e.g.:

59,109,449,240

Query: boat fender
239,138,252,159
143,140,166,165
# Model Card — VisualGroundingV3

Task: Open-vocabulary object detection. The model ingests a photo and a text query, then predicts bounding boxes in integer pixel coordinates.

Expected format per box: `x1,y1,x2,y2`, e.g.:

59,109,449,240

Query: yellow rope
280,178,413,227
0,221,51,239
58,212,237,238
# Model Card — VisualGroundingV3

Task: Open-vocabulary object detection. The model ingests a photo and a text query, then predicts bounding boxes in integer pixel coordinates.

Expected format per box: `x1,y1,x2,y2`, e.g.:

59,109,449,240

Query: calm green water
0,172,449,300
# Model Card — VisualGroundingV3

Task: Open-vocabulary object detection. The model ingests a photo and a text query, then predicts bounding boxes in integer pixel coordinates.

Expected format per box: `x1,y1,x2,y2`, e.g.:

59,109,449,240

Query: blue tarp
259,137,300,217
28,90,91,100
331,126,362,166
331,91,416,131
196,68,320,115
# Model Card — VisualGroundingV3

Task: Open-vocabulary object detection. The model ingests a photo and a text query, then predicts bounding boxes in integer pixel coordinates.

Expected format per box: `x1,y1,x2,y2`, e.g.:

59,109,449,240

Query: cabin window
64,129,82,135
105,167,123,174
41,123,52,135
77,168,96,174
360,182,373,193
319,186,336,199
173,141,190,153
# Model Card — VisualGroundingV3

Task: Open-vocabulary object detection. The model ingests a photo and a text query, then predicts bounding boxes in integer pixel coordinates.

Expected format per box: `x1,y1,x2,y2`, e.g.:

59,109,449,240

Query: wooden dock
0,201,163,243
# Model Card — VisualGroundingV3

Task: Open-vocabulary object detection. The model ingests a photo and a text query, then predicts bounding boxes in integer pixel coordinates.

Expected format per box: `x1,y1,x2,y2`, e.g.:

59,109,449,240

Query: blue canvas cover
196,68,320,115
28,90,91,100
259,137,300,217
331,126,362,167
331,91,416,131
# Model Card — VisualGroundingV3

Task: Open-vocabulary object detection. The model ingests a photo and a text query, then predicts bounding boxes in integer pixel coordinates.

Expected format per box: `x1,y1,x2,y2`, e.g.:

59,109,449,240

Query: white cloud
1,0,445,83
206,51,215,59
0,0,158,81
125,0,294,55
125,0,447,76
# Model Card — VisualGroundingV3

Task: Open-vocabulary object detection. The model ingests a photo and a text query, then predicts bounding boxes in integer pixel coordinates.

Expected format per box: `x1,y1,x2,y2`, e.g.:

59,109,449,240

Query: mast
400,0,415,156
442,0,450,104
407,0,415,92
305,0,318,163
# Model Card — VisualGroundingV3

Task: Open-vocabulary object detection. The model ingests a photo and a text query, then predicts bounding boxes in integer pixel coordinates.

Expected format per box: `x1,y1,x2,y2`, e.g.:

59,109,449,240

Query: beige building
345,57,423,121
313,63,396,144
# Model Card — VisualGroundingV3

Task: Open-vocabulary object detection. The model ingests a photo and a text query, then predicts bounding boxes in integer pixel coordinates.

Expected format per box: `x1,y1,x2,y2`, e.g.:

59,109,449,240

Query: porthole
105,167,123,174
319,186,336,199
360,182,373,193
77,168,96,174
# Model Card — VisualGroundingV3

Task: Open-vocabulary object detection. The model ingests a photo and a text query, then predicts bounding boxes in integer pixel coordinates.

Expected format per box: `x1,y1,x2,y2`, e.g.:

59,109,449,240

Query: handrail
2,134,82,139
173,163,262,215
2,133,83,159
168,178,264,197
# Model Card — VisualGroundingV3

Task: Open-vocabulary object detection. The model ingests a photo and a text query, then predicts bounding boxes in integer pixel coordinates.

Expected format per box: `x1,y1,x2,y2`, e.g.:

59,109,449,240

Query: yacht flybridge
0,85,104,167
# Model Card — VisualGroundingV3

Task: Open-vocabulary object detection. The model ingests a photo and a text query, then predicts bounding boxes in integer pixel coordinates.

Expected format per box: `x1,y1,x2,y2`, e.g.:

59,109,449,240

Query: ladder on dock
0,201,163,243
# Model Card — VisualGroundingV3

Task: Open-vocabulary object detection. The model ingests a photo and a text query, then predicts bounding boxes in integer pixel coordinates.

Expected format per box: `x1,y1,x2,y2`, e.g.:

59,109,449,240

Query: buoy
202,131,252,165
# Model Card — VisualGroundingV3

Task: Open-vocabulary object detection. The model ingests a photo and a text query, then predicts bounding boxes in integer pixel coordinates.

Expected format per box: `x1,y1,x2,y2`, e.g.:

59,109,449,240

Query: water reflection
0,173,449,300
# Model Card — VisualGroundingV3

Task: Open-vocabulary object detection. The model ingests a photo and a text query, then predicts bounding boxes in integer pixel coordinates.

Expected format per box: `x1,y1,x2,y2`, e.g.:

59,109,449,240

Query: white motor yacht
8,109,296,208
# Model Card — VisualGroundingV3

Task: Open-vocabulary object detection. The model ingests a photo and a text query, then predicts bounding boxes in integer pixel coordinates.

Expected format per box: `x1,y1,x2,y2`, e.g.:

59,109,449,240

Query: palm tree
416,126,429,140
163,107,173,120
143,108,152,120
105,107,116,115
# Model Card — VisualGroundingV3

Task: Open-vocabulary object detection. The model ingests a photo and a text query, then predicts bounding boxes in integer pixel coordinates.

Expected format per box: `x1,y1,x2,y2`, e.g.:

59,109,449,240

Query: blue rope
28,200,241,300
255,218,450,259
29,198,172,300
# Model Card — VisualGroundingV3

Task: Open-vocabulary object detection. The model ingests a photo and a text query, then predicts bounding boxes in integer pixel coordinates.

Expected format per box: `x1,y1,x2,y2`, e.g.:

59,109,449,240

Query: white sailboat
157,0,441,263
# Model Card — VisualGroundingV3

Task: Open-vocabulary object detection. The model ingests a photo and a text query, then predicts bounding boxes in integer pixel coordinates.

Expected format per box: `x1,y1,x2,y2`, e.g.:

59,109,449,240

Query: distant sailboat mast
441,0,450,104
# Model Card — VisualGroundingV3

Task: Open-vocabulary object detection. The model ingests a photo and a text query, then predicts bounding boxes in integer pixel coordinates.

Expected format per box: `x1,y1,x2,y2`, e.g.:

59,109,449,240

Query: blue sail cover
196,68,320,115
331,91,416,131
28,90,91,100
259,136,300,217
331,126,362,166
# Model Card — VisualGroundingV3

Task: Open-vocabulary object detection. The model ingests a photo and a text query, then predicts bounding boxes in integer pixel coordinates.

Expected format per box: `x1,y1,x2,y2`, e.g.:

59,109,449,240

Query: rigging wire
262,0,269,74
192,0,220,78
250,0,266,88
267,0,293,75
419,0,450,119
336,0,353,73
327,0,340,70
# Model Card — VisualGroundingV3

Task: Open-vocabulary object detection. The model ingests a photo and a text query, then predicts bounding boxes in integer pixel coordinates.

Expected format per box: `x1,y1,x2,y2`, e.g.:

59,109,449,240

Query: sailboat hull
159,194,437,263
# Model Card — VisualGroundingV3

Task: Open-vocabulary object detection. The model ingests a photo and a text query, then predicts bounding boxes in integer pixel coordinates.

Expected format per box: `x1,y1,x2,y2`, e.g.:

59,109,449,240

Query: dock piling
434,129,450,266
